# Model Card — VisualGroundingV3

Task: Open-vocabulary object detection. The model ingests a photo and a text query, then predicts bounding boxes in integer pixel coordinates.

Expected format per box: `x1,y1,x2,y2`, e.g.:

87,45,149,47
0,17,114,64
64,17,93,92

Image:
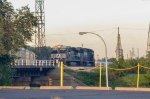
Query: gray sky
8,0,150,59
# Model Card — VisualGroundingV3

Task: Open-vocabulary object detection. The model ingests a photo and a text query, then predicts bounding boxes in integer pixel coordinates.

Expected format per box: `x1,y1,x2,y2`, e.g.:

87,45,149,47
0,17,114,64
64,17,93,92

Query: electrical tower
35,0,46,49
147,24,150,53
115,27,124,61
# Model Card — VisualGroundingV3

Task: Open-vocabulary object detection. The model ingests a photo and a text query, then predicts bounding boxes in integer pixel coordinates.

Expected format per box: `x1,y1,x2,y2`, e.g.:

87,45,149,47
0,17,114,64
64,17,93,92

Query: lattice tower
147,24,150,53
115,27,124,60
35,0,46,48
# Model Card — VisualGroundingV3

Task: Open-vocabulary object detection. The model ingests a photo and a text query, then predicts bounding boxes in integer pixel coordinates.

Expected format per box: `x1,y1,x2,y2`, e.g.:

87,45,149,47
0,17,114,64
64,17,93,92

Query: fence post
99,63,102,87
137,63,140,88
60,61,64,87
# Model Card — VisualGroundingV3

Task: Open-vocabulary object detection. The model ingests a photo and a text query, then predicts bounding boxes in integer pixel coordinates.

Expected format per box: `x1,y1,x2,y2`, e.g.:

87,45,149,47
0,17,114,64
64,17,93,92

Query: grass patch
122,74,150,87
65,68,150,88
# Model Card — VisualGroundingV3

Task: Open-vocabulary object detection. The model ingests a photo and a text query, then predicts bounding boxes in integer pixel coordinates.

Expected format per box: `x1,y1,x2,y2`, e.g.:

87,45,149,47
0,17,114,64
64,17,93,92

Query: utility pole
35,0,46,59
115,27,124,61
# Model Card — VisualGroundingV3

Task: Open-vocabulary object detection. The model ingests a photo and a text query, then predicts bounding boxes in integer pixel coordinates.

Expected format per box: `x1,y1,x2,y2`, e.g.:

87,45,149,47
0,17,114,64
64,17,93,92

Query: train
50,45,95,66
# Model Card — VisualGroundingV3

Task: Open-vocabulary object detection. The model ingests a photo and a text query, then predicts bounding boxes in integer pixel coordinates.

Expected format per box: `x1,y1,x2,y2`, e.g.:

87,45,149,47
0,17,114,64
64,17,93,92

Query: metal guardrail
14,59,56,67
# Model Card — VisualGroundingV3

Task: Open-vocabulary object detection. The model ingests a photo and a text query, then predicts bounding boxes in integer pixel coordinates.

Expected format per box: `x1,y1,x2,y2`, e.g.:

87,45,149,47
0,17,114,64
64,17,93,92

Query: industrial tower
147,24,150,53
116,27,124,61
35,0,46,49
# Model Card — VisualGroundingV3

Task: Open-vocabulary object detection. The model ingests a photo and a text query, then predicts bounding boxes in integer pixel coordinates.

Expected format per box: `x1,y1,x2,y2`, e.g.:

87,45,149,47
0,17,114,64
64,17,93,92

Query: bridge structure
12,59,57,77
11,60,57,86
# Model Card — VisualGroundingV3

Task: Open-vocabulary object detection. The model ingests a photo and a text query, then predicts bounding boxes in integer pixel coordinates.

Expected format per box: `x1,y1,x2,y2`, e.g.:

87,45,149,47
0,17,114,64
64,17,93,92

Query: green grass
65,69,150,88
65,69,105,86
121,74,150,87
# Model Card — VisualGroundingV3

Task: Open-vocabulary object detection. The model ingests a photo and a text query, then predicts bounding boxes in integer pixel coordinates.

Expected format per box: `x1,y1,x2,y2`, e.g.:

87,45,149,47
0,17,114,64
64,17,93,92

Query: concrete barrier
115,87,150,92
40,86,73,90
76,86,112,90
40,86,112,90
0,86,30,90
0,86,112,90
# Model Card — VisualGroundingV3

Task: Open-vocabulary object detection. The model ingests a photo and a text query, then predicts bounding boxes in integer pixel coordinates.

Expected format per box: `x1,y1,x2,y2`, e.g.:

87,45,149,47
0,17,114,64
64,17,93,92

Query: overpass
11,60,57,86
12,59,56,77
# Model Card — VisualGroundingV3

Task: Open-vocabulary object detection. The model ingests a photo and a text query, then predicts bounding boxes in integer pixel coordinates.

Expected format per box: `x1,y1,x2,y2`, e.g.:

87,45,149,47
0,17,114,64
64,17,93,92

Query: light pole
79,32,109,87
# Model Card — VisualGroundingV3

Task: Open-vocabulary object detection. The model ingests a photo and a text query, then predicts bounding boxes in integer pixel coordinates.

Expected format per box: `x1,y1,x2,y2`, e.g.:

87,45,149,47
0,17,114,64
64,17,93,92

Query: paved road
0,90,150,99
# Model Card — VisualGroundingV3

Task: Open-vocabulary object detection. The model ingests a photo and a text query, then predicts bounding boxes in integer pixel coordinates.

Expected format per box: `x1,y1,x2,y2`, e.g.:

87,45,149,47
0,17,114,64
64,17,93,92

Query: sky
7,0,150,59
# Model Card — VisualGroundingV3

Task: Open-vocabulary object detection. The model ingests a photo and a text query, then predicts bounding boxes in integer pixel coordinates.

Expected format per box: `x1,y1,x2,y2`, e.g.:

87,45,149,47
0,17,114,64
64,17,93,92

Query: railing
14,59,56,67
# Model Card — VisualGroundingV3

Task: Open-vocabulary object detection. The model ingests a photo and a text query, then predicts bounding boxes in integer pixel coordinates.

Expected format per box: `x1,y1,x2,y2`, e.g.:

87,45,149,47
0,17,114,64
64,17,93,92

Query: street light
79,32,109,87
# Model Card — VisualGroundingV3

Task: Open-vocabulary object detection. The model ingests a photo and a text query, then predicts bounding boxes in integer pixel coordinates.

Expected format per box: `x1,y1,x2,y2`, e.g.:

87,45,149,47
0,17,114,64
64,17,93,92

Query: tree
0,1,37,54
0,54,14,85
0,0,37,85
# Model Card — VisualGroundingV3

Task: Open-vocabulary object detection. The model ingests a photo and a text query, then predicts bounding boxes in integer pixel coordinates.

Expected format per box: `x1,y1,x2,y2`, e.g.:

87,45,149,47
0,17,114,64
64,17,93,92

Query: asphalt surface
0,90,150,99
